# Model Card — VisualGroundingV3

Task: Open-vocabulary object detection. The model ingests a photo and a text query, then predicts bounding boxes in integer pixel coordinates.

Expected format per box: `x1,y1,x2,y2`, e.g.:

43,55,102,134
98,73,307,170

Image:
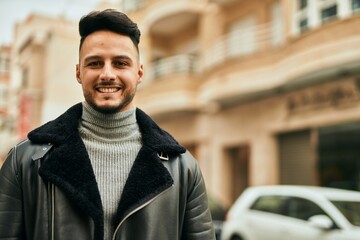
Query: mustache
94,82,123,88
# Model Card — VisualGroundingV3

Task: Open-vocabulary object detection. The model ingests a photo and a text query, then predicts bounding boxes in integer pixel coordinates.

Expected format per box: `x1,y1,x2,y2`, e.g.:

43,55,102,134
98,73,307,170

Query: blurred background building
0,45,14,156
1,0,360,209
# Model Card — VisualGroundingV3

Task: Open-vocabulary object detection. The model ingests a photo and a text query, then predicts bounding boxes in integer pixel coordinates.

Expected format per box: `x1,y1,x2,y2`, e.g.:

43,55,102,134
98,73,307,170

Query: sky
0,0,105,46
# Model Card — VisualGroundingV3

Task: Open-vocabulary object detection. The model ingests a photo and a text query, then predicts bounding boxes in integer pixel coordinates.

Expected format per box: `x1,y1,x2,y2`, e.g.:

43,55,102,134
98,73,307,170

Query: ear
76,64,81,84
137,64,144,84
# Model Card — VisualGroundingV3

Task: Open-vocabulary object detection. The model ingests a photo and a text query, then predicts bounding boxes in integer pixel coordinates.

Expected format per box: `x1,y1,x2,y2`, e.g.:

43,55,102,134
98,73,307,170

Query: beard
84,89,136,114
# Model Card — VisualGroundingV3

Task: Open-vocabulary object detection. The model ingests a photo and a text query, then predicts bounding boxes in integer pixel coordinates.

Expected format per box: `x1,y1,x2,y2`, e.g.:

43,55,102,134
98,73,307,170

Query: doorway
223,144,250,203
318,122,360,190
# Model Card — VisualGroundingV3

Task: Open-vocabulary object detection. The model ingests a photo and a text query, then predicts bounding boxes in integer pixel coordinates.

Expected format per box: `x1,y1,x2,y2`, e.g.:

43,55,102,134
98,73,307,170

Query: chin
90,102,123,114
85,94,134,114
97,106,122,114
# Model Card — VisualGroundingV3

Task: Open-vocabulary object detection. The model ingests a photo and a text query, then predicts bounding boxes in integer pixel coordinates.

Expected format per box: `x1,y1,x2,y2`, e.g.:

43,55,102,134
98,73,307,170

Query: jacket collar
28,103,186,239
28,103,185,154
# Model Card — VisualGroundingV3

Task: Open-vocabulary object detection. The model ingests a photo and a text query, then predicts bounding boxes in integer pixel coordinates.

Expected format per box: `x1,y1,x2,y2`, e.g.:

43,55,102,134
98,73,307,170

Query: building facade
4,0,360,208
10,14,84,139
0,45,14,163
126,0,360,207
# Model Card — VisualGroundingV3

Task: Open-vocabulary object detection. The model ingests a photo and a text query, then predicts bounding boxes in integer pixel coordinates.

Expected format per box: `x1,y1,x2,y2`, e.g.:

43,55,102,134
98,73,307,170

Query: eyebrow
83,55,134,63
113,55,133,63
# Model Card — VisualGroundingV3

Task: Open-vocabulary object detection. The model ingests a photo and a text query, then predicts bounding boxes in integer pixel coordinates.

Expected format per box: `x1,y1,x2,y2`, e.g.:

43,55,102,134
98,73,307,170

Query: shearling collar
27,103,186,240
28,103,185,154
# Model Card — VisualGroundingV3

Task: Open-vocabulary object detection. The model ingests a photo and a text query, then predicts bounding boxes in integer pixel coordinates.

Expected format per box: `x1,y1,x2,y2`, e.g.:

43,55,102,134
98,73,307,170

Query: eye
87,61,102,67
113,61,128,67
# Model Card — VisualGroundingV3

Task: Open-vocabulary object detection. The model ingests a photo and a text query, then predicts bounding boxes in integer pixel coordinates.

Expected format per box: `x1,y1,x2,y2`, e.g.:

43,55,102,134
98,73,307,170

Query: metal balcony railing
146,54,199,81
204,22,284,69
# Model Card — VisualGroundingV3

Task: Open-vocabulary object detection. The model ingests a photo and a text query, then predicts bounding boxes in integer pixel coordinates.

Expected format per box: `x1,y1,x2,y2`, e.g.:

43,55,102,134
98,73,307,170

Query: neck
79,101,138,141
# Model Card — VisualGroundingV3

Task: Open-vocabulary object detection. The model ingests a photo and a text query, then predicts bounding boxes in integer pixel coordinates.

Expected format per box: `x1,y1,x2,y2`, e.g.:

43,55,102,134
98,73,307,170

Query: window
299,0,308,10
299,18,309,33
353,0,360,12
293,0,354,36
250,195,287,215
332,200,360,226
321,5,338,22
251,195,330,221
286,197,327,221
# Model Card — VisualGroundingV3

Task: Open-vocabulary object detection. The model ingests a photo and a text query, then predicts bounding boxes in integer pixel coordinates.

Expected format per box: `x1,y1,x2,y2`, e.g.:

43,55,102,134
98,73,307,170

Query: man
0,9,215,240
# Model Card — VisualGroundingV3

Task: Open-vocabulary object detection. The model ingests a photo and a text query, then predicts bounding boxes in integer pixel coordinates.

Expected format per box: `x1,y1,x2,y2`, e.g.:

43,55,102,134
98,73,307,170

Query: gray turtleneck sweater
78,102,142,239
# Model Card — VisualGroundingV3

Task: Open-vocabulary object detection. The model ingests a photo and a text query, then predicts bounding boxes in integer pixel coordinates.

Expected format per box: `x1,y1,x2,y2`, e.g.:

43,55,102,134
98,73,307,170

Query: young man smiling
0,9,215,240
76,29,143,113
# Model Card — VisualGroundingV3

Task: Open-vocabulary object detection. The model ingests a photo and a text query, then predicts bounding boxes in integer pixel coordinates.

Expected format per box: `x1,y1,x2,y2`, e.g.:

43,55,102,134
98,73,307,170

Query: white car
221,185,360,240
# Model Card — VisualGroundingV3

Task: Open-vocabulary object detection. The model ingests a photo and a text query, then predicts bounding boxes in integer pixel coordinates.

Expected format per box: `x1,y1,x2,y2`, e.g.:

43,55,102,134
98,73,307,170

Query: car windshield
331,200,360,227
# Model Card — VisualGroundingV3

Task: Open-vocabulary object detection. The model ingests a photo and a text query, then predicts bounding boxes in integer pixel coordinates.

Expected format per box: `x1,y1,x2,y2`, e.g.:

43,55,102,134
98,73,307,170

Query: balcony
203,22,283,70
132,0,204,116
144,54,199,82
137,54,201,116
200,15,360,106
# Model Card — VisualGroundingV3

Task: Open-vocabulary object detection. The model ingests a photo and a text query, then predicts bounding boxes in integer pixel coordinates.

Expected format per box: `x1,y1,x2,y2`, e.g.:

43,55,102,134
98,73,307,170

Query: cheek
79,77,92,90
81,71,97,83
126,71,142,85
82,81,93,91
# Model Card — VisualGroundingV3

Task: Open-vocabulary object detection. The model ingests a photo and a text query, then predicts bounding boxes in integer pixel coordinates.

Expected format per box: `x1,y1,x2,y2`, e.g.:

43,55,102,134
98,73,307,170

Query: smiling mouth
97,87,120,93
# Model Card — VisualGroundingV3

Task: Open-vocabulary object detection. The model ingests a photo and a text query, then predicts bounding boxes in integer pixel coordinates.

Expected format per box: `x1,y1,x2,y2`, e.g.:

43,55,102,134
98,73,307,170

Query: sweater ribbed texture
78,102,142,239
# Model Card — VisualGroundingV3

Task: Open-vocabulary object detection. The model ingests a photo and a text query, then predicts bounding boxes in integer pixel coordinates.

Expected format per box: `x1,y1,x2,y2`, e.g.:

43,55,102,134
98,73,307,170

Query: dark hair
78,9,141,51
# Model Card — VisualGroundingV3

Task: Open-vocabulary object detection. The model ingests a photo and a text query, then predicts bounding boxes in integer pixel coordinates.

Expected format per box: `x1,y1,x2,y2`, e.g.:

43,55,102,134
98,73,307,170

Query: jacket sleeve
182,152,216,240
0,147,24,239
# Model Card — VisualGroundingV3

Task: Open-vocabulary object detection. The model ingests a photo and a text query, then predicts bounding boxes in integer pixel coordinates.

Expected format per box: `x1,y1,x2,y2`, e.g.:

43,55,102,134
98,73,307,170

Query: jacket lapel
38,132,103,220
28,103,104,235
114,108,186,225
114,146,174,225
27,103,186,237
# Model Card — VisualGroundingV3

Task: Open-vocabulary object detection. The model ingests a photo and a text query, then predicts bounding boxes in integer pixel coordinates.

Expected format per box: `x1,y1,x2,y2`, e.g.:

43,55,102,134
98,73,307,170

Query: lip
96,87,120,93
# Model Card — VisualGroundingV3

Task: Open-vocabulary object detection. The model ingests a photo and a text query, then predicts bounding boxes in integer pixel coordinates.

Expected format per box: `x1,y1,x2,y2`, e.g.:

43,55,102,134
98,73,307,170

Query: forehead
80,30,138,59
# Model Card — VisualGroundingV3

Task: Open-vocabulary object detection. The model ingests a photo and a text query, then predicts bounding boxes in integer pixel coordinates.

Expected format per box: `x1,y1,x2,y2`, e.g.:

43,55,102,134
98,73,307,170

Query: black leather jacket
0,103,215,240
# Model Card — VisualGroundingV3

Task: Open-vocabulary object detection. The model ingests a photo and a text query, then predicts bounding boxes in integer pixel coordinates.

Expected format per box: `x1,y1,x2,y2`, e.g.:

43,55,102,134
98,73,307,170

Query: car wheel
230,235,244,240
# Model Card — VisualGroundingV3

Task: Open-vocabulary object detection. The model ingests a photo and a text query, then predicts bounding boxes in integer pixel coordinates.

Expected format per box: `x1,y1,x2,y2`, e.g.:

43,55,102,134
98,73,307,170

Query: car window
250,195,329,222
285,197,327,221
331,200,360,227
250,195,287,215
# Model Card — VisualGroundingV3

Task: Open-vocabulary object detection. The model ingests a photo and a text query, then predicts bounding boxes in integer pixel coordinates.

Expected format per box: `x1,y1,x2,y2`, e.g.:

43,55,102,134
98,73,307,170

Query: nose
100,63,116,81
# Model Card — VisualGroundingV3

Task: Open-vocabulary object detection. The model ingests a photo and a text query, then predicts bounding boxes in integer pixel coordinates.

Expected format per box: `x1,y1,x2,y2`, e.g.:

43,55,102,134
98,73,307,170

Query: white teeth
98,88,118,93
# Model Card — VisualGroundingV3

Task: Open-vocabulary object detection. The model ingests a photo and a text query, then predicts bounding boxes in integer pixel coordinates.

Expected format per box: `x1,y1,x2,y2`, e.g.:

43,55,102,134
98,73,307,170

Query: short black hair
78,9,141,52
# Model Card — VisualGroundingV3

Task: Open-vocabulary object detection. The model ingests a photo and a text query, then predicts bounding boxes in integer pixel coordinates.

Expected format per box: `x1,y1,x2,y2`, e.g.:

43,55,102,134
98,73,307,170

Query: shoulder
12,139,45,160
169,150,203,184
136,108,186,155
1,139,46,176
178,151,199,171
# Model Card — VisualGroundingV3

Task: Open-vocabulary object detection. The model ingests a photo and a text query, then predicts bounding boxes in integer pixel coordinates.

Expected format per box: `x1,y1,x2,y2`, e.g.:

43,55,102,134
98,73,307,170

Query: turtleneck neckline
82,101,137,128
79,102,139,142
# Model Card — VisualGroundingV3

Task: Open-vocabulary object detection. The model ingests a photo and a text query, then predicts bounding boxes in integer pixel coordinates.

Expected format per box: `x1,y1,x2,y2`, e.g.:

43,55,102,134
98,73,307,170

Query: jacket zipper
111,185,173,240
36,145,55,240
48,182,55,240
